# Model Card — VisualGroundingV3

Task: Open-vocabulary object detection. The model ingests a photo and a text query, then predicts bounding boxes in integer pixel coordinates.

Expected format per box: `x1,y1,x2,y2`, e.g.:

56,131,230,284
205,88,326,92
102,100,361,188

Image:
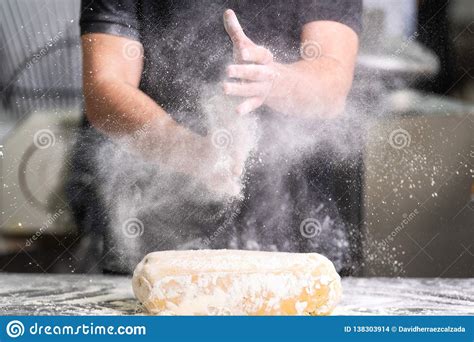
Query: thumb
223,9,251,46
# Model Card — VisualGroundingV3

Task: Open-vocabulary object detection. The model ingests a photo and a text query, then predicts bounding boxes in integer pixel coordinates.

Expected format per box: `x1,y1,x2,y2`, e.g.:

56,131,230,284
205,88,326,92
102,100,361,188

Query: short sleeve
297,0,363,36
80,0,140,40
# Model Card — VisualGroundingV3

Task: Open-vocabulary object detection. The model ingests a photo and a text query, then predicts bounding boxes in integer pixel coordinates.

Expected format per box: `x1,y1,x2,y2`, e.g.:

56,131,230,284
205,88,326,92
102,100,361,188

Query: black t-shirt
80,0,362,131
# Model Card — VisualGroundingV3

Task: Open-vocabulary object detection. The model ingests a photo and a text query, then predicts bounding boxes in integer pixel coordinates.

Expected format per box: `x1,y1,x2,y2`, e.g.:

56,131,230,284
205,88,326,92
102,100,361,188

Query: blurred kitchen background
0,0,472,276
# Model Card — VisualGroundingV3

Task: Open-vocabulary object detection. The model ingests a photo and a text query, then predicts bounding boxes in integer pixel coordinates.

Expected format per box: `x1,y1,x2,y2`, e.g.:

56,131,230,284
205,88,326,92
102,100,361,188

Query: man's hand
198,136,247,197
222,9,359,119
223,9,279,115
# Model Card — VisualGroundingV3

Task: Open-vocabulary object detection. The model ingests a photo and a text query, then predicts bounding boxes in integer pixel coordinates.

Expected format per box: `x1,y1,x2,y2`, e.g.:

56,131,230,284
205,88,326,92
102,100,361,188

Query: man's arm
81,33,242,193
82,33,204,162
223,10,359,118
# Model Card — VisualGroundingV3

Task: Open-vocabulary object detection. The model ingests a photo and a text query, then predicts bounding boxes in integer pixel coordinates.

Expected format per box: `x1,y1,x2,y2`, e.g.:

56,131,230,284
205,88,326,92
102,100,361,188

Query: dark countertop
0,274,473,316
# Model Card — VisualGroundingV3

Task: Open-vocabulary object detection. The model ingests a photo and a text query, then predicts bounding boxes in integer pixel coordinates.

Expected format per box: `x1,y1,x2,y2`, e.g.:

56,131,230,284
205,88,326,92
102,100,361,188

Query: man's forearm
266,57,352,119
81,32,246,196
83,78,207,173
222,11,358,118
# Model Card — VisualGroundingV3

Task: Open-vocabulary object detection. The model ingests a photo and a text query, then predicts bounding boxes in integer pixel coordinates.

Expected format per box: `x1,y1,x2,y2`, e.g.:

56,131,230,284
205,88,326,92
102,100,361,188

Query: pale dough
132,249,342,315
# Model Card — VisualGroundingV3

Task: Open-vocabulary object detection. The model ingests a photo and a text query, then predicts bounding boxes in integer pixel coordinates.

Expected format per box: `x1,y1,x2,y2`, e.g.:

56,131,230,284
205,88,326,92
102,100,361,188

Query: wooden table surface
0,274,473,315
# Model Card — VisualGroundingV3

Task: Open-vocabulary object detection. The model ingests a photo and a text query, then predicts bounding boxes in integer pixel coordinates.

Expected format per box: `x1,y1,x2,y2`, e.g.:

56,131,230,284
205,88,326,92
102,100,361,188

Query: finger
236,97,264,115
223,9,250,45
227,64,275,82
223,81,267,97
238,45,273,64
